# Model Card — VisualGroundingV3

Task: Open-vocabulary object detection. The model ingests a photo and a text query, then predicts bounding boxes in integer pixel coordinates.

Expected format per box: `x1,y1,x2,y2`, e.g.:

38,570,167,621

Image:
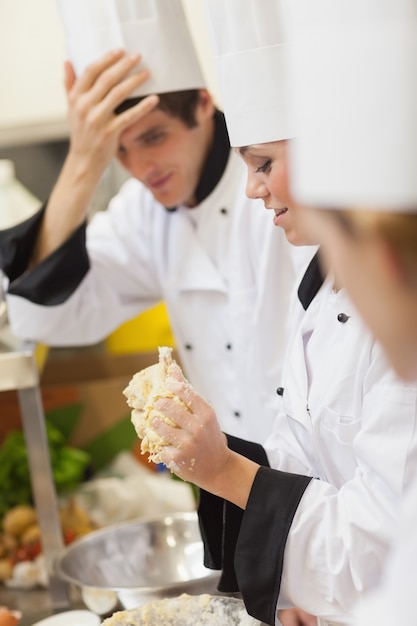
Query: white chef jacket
353,466,417,626
4,150,310,443
229,278,417,625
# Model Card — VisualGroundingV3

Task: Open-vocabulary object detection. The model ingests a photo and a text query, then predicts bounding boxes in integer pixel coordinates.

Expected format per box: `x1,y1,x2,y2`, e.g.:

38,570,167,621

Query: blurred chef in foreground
0,0,304,444
286,2,417,625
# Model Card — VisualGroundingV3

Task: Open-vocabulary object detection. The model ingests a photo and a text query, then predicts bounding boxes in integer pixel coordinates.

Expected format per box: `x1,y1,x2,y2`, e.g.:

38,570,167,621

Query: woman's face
238,140,316,246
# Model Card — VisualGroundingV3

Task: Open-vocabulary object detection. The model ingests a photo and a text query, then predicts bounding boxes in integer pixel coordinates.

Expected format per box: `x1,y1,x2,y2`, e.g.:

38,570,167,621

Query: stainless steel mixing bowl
53,511,220,615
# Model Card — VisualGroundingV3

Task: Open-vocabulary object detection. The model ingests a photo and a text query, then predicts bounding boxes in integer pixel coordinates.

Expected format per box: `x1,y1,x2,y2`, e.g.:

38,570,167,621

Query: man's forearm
31,152,103,266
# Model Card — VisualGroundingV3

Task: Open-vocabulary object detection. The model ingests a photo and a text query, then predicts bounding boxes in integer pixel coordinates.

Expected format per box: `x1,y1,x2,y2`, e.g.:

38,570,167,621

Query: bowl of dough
53,511,221,616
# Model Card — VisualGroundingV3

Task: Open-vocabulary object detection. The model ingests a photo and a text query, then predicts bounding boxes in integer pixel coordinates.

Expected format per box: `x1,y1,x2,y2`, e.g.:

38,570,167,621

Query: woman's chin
283,229,313,247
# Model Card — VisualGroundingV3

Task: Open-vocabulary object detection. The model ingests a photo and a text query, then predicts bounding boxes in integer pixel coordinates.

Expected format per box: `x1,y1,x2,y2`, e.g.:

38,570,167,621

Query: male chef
0,0,309,443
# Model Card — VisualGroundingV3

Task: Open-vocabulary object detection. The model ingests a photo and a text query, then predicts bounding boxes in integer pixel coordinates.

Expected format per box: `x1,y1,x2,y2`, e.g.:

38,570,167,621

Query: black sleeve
236,467,312,625
226,435,270,465
197,435,270,591
0,206,46,280
0,205,89,305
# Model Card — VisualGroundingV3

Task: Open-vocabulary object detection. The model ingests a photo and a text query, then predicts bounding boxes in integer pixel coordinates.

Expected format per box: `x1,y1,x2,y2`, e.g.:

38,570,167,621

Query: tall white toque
203,0,294,147
287,0,417,210
56,0,206,97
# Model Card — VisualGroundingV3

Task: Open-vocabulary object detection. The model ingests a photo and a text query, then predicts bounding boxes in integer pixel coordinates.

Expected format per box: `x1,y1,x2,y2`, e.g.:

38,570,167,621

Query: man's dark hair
115,89,201,128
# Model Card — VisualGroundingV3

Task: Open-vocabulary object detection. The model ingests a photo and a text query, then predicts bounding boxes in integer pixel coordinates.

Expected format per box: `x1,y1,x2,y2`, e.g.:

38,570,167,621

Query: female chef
139,2,417,626
283,2,417,625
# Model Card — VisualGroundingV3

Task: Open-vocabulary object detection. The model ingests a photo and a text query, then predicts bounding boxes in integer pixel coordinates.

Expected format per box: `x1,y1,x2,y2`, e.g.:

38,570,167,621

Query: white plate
30,610,101,626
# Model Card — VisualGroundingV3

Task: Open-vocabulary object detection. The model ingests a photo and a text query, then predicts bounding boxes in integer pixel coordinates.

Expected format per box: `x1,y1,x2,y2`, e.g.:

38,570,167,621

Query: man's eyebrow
238,146,249,156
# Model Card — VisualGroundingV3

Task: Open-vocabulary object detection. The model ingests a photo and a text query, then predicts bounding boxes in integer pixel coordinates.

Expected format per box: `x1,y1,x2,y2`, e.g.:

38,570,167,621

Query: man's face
117,94,214,208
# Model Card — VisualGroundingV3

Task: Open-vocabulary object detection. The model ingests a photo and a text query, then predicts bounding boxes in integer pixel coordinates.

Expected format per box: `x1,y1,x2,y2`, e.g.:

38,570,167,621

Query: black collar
297,251,325,310
195,109,230,204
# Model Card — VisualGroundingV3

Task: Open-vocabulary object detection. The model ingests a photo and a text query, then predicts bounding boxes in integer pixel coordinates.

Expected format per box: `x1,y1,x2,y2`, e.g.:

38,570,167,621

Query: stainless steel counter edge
0,346,40,391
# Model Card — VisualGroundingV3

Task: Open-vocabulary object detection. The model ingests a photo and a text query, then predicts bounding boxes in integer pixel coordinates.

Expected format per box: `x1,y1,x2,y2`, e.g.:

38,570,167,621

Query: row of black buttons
184,338,239,417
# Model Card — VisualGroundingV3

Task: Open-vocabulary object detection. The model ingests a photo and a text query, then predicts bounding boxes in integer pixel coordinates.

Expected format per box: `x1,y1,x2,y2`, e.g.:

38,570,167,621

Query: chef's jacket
199,255,417,625
0,112,311,444
354,464,417,626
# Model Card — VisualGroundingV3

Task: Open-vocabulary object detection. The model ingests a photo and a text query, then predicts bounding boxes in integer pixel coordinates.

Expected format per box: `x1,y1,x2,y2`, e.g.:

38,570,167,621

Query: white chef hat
287,0,417,211
203,0,294,147
56,0,206,98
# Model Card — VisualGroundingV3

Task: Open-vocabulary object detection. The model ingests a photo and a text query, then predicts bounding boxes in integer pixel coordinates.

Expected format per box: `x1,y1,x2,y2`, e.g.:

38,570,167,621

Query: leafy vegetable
0,421,91,518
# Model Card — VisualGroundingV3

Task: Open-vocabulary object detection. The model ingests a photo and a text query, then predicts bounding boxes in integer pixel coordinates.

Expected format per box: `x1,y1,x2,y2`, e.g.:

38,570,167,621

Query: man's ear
196,89,215,120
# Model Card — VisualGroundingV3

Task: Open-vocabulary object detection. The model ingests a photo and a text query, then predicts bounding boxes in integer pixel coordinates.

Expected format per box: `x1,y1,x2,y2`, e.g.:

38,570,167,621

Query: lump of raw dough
101,593,262,626
123,346,186,463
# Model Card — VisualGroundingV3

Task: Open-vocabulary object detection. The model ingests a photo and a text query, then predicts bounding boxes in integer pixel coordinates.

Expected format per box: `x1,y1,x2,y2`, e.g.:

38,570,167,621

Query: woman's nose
245,173,267,201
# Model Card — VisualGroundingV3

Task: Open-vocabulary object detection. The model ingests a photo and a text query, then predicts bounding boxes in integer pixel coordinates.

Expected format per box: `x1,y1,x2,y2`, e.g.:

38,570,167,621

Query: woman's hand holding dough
152,371,231,492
